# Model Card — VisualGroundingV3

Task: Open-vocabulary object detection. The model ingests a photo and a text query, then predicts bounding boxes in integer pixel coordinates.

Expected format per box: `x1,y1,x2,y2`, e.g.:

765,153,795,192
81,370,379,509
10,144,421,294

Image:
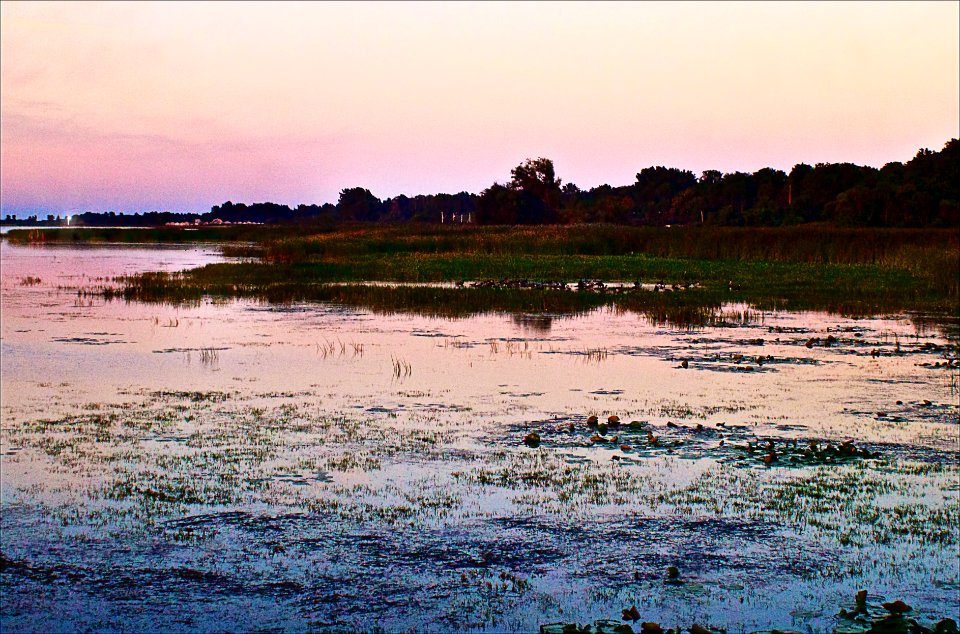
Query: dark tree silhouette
508,158,562,223
337,188,382,222
10,139,955,229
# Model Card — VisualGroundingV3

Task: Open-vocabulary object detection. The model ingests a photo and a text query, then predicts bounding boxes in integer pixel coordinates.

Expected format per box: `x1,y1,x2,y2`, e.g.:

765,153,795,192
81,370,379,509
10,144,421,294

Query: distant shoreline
10,223,951,320
3,139,957,229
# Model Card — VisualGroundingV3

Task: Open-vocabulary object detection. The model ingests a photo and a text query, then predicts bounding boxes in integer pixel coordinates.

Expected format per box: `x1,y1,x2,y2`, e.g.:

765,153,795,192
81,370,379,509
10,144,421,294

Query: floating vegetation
835,590,959,634
540,591,959,634
540,620,638,634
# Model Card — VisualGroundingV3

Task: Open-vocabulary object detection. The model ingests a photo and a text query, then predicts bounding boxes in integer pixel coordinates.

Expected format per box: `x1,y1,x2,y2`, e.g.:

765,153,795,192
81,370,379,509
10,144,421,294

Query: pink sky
2,1,958,216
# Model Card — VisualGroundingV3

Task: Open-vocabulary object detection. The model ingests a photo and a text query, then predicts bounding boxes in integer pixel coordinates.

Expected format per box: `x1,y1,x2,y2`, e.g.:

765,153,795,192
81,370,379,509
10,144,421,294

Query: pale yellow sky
2,1,958,213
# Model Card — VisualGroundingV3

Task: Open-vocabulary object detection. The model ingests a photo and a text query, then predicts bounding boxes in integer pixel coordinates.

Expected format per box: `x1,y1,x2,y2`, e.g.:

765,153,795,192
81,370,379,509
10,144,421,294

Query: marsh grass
198,348,219,366
104,263,950,324
224,224,958,265
74,224,958,321
392,356,413,379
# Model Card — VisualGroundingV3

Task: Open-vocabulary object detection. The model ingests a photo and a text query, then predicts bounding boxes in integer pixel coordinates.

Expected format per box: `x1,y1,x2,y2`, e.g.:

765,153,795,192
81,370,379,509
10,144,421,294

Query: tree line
6,139,956,228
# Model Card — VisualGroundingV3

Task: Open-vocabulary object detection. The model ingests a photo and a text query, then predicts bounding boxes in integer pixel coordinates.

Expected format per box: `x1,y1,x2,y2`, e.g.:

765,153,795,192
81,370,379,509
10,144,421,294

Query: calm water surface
1,241,958,632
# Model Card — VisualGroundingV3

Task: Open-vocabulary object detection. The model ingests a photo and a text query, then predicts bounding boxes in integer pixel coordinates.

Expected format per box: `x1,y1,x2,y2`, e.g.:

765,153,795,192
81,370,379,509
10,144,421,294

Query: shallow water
1,242,958,633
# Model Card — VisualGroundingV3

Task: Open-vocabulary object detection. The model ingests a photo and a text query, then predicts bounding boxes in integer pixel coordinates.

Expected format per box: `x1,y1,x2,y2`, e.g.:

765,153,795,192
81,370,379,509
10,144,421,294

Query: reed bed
79,224,957,322
227,224,959,304
245,224,958,264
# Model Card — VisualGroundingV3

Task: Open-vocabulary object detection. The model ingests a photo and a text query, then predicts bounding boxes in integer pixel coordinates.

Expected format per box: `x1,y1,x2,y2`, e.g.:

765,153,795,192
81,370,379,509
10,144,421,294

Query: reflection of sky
2,244,956,453
2,245,958,631
2,2,958,215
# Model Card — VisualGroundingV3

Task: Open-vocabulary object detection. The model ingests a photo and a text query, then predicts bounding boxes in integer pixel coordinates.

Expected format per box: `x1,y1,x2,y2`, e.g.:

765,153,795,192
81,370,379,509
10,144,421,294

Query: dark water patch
907,402,960,427
1,552,306,616
366,405,402,414
52,336,128,346
250,303,366,319
548,344,824,374
228,514,832,629
163,510,255,531
148,390,232,403
5,505,811,630
252,390,316,399
487,514,826,585
862,378,950,395
404,401,473,413
774,424,809,432
685,362,775,374
0,552,88,584
766,326,816,334
270,474,316,486
153,346,230,354
500,391,546,398
863,443,959,465
843,402,960,428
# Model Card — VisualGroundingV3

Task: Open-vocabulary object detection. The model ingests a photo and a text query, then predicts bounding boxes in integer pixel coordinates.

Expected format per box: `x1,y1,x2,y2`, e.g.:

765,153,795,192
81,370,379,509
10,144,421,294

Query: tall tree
508,158,562,223
337,188,382,222
476,183,521,224
633,166,696,223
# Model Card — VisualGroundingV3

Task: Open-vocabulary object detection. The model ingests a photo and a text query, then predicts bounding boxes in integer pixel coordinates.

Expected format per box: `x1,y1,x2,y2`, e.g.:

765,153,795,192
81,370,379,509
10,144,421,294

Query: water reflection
511,313,554,332
1,243,958,632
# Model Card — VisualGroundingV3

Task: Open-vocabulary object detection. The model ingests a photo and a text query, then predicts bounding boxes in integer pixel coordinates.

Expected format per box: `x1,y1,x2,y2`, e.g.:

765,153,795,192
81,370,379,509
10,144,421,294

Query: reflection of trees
511,313,553,332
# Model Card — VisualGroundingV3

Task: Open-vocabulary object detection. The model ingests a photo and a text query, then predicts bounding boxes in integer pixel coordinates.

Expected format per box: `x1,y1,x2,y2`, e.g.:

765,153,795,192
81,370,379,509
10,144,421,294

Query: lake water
1,241,958,632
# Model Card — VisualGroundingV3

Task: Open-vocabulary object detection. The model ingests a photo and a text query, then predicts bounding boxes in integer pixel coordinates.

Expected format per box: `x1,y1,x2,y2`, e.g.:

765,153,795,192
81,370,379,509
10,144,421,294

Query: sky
1,1,958,216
